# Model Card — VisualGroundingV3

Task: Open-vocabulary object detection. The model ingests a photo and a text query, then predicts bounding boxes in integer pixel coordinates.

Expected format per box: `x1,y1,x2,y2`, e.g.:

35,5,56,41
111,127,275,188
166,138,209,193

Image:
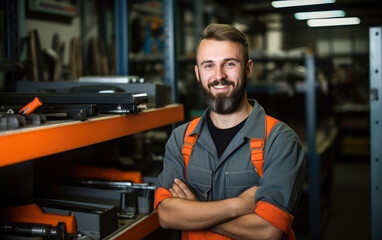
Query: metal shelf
0,104,184,168
109,211,159,240
1,1,182,239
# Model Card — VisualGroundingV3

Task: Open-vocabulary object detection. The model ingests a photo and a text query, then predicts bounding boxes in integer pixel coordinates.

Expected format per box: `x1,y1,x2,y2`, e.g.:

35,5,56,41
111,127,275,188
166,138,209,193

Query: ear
194,65,200,82
246,60,253,79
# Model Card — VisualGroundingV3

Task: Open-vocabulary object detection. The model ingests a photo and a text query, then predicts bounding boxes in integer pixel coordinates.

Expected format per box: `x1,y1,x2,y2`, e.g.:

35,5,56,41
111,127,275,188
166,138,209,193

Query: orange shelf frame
110,211,160,240
0,104,184,168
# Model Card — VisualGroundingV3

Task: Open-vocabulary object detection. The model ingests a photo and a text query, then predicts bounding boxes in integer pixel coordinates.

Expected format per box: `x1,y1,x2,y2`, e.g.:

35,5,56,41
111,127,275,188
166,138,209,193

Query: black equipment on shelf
0,222,66,240
0,92,148,118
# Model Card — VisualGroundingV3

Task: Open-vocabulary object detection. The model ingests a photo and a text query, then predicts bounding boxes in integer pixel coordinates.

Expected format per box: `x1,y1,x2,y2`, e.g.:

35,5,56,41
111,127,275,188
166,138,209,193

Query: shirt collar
191,99,267,140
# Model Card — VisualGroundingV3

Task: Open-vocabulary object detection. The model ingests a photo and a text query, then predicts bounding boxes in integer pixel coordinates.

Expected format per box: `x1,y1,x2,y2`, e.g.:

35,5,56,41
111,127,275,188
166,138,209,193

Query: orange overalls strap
181,117,201,177
250,115,279,177
181,115,278,177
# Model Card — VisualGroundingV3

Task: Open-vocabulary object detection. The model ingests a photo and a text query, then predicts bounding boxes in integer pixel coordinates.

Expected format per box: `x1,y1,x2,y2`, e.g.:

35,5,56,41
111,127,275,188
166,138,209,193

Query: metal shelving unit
2,0,19,91
114,0,179,103
0,105,184,238
1,2,183,238
114,0,129,76
369,26,382,240
0,105,184,168
304,55,324,240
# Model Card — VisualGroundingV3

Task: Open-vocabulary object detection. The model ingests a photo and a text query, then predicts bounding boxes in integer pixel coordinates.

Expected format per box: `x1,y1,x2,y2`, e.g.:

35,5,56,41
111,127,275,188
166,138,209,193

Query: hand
169,178,199,201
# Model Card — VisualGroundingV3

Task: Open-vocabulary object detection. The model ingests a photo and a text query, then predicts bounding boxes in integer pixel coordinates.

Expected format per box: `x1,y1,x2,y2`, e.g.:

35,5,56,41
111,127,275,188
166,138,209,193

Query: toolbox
16,80,170,108
0,92,148,117
36,198,118,239
41,179,155,218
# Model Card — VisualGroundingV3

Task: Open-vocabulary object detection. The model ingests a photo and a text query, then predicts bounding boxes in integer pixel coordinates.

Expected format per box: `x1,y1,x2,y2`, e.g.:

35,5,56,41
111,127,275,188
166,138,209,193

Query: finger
172,181,187,198
169,187,178,197
174,178,198,200
174,178,187,188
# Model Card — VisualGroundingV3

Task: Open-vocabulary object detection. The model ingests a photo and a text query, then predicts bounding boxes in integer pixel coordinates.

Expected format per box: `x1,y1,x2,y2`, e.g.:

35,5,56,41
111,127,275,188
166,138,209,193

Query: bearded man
154,23,307,240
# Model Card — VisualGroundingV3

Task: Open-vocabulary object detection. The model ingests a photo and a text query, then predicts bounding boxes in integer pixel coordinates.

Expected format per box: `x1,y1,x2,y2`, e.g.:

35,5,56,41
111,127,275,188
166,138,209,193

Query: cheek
234,68,244,77
198,72,212,84
229,70,243,84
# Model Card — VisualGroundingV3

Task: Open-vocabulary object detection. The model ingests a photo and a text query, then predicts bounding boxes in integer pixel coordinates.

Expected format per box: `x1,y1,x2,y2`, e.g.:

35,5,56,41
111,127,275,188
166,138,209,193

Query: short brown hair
196,23,249,64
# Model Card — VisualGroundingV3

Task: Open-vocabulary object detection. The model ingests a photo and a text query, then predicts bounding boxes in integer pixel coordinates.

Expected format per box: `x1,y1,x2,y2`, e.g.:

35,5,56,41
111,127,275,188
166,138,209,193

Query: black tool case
35,198,119,240
0,92,148,117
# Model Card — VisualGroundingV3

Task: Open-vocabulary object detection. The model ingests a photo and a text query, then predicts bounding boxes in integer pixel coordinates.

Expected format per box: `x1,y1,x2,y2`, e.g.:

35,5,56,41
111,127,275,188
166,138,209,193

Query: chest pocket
226,169,260,198
187,164,212,201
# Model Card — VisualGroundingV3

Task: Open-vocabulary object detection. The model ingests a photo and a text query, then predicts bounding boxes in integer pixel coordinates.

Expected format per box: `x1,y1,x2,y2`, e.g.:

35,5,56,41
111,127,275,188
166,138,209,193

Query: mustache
207,79,235,88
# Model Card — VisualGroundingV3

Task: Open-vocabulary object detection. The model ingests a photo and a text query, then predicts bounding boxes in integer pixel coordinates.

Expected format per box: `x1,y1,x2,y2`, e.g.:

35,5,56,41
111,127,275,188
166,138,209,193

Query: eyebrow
200,58,240,66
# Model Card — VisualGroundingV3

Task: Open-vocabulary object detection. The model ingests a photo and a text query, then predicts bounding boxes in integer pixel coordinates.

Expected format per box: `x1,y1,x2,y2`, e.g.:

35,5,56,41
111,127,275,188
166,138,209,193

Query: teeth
213,85,227,89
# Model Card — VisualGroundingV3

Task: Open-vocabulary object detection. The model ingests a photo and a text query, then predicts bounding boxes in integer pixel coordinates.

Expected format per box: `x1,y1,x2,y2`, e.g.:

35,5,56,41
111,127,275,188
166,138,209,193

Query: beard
198,73,247,114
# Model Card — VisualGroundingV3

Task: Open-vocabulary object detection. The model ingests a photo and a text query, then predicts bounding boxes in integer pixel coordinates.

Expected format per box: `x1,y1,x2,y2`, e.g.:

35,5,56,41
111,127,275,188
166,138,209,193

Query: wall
0,0,102,91
25,1,99,66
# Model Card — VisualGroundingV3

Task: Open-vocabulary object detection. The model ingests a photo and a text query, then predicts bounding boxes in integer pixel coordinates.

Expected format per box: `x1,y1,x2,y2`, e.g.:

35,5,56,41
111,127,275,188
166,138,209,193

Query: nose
215,65,227,80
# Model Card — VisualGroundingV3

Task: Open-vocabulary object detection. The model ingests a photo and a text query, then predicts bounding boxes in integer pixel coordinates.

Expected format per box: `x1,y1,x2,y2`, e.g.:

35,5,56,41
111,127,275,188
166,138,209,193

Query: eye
203,63,214,70
224,61,236,68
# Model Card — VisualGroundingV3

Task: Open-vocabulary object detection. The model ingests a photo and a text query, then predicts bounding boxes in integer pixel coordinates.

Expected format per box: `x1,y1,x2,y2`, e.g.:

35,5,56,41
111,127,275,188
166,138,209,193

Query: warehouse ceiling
214,0,381,31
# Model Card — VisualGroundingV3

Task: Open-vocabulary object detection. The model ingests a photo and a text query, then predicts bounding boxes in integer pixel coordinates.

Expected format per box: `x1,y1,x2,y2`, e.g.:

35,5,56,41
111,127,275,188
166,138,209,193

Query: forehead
197,39,242,64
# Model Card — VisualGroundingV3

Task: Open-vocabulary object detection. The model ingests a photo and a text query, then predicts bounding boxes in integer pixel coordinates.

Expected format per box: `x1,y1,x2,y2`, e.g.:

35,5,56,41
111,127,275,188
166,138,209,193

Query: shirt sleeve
154,124,188,209
254,122,307,232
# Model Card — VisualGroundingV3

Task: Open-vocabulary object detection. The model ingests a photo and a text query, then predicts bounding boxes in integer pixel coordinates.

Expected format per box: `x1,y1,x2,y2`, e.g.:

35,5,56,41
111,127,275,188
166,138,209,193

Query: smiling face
195,39,252,114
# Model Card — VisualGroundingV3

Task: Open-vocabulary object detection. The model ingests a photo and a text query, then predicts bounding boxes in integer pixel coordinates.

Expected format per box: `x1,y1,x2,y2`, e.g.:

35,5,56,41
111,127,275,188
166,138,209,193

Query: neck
209,96,252,129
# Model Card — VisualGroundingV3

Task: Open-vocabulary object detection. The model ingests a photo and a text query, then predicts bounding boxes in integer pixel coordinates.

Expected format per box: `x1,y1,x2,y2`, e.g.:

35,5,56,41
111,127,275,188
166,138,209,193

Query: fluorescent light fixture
307,17,361,27
295,10,345,20
272,0,335,8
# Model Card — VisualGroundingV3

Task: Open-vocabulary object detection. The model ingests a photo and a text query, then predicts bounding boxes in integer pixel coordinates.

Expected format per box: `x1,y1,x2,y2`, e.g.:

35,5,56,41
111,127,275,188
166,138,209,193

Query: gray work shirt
156,100,306,214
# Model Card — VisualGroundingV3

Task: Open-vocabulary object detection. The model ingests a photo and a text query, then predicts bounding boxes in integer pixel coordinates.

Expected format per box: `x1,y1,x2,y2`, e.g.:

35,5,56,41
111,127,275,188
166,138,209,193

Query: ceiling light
272,0,335,8
307,17,361,27
295,10,345,20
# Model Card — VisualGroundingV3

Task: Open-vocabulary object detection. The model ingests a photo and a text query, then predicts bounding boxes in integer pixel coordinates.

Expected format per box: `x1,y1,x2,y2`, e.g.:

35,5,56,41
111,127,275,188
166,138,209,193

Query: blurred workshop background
0,0,381,240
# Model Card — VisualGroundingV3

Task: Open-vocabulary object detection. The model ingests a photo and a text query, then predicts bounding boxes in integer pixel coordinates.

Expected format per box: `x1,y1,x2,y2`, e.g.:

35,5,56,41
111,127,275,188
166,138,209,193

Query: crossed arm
157,178,283,240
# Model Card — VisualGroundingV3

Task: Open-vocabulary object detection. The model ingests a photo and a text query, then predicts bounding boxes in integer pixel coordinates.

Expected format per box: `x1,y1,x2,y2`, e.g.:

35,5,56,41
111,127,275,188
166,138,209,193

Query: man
154,23,306,240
